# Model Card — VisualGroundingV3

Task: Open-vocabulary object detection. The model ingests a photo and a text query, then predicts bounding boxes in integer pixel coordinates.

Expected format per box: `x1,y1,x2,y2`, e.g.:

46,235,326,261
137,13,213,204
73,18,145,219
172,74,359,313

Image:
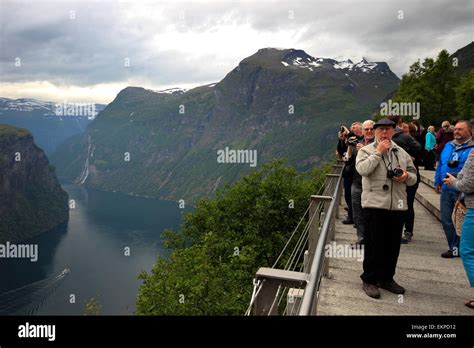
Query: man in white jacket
356,118,417,299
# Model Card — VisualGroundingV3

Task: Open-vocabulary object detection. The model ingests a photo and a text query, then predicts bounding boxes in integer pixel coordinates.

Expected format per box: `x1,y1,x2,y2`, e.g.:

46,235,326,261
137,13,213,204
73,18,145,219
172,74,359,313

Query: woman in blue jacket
425,126,436,170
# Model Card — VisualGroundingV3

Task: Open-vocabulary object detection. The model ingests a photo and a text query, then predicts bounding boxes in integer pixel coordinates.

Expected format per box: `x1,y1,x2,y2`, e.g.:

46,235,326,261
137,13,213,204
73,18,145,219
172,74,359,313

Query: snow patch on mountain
152,87,187,95
0,98,55,112
279,49,382,74
281,56,321,71
333,58,378,72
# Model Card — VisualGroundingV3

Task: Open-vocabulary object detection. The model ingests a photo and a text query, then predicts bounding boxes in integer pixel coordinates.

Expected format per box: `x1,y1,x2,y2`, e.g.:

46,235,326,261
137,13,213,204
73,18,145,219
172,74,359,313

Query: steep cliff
0,124,69,243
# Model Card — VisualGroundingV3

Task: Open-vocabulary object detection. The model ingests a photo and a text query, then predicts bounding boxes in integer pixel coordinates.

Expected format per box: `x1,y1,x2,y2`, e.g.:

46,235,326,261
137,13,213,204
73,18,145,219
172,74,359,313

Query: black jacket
337,138,348,159
342,135,365,178
392,127,422,158
392,127,422,184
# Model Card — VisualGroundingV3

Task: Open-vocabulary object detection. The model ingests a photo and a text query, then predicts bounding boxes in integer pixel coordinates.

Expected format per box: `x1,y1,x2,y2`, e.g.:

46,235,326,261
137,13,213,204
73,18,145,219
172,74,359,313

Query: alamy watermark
0,242,38,262
55,101,97,120
380,99,420,120
325,241,364,262
18,322,55,341
217,147,257,167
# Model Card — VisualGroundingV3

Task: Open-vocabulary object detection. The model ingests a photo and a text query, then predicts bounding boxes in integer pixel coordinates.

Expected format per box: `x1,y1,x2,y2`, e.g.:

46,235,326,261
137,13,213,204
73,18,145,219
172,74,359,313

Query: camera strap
381,154,392,171
453,144,474,153
381,148,399,171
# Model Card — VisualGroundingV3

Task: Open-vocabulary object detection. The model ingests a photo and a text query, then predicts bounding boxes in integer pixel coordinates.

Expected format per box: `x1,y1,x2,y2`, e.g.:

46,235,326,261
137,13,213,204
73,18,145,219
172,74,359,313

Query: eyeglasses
363,128,374,131
376,127,392,132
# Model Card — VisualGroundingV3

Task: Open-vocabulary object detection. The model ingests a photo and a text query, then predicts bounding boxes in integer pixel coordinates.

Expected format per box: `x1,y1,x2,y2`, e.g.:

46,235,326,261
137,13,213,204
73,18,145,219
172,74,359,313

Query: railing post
303,250,309,273
253,279,280,316
286,288,305,316
252,268,310,315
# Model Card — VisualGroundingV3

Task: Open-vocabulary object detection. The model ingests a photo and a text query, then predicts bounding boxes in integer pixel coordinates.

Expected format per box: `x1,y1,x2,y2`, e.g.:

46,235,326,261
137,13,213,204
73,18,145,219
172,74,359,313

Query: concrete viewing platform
317,169,474,315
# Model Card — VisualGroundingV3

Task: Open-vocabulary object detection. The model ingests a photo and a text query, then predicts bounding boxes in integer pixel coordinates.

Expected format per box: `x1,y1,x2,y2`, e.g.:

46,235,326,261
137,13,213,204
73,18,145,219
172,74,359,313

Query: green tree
136,159,329,315
393,50,459,126
455,69,474,118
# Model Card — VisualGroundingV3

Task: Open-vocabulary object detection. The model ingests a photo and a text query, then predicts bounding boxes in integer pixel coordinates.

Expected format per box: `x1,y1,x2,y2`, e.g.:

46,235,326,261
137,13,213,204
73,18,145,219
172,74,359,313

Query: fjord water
0,184,185,315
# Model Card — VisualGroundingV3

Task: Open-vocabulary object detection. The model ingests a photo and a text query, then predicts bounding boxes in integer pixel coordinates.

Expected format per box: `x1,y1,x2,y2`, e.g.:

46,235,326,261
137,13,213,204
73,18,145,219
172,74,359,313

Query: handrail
298,169,343,315
247,160,344,316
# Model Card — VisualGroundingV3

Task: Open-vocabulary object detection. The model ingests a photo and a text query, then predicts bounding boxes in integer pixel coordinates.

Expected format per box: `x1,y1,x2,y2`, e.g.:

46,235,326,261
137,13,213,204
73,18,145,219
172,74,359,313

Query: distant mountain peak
281,49,322,71
243,47,392,75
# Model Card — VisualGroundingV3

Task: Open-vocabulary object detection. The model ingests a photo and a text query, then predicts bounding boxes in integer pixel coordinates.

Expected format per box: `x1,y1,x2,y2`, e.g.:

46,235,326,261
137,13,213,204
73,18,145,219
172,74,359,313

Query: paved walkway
317,171,473,315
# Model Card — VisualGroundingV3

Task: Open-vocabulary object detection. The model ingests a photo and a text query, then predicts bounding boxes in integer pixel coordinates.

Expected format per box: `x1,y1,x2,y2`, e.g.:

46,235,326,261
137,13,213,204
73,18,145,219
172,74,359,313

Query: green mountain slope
452,41,474,76
52,48,399,203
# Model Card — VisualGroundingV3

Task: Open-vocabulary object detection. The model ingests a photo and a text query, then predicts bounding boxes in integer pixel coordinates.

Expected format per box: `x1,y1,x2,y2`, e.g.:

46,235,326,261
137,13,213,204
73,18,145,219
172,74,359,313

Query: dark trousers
343,176,353,220
424,150,436,170
404,183,419,235
361,208,406,284
351,184,365,242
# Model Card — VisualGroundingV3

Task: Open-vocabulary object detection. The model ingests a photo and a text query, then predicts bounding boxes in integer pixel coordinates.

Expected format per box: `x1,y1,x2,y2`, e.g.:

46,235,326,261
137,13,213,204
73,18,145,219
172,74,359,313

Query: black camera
387,168,404,178
447,160,459,168
347,136,361,146
445,172,458,178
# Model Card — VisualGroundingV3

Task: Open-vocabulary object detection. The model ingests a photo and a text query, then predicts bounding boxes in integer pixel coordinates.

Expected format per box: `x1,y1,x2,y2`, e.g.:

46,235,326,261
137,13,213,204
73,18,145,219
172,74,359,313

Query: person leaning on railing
443,150,474,309
355,118,417,299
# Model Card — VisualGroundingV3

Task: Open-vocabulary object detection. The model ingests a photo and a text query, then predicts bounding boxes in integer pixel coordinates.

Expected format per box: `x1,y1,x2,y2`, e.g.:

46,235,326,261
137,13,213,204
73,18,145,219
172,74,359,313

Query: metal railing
246,161,344,316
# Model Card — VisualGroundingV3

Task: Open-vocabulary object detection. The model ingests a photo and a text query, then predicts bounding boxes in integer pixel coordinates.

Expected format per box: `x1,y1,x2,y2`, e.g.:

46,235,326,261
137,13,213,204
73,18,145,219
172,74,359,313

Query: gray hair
362,120,375,128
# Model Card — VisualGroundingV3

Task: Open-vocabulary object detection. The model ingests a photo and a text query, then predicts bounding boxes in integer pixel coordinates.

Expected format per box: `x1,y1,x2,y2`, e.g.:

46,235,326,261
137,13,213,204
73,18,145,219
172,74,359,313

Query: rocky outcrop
0,124,69,243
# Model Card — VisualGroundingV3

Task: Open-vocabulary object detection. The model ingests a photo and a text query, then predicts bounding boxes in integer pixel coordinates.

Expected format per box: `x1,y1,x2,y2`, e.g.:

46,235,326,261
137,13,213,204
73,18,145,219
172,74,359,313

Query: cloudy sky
0,0,472,103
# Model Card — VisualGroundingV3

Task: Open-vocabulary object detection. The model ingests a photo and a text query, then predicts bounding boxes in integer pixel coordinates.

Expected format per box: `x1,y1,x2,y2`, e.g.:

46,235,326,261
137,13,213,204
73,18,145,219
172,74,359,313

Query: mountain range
51,48,400,203
0,98,106,156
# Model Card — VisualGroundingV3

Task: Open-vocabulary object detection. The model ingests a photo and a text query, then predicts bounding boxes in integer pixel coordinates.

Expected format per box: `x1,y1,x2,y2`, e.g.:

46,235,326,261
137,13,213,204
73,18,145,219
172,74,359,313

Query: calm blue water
0,184,187,315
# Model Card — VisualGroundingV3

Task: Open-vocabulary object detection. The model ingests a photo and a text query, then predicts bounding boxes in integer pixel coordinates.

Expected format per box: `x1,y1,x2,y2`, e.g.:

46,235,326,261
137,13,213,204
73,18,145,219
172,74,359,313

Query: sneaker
342,219,354,224
362,282,381,299
378,280,405,294
441,250,460,258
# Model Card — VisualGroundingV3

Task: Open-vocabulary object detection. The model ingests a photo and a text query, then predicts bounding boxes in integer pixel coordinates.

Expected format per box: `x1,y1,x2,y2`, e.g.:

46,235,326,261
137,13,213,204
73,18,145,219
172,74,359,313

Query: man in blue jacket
435,120,474,258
